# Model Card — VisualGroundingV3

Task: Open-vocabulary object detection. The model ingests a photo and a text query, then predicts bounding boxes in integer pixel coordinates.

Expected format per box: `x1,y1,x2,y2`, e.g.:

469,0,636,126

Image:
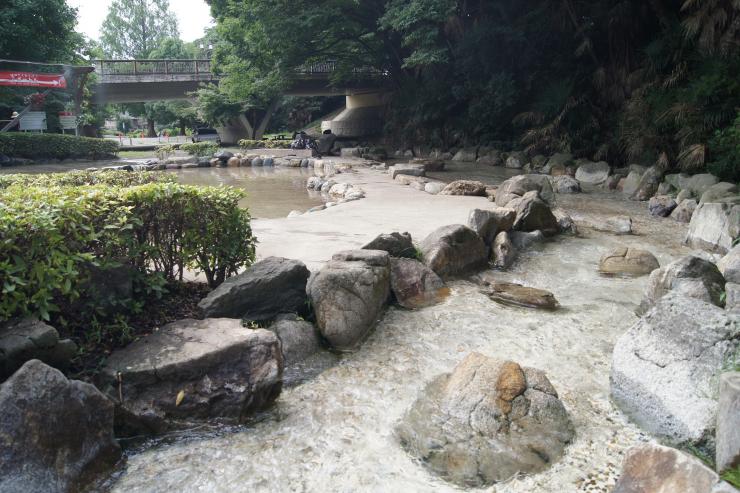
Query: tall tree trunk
147,118,156,137
179,119,186,136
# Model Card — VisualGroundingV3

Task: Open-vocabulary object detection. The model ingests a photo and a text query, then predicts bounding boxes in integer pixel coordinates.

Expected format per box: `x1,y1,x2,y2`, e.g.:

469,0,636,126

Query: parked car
192,127,221,144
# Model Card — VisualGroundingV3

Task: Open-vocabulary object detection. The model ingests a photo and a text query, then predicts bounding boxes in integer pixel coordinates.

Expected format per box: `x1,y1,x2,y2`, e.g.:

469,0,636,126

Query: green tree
100,0,179,59
0,0,84,63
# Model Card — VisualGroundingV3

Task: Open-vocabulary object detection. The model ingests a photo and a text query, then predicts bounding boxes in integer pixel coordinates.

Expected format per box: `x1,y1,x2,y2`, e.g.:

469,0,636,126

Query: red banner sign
0,71,67,88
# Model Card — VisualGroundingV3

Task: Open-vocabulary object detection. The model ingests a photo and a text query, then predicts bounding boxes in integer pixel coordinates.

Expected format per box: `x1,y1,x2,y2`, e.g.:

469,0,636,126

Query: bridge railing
296,60,385,77
94,59,212,76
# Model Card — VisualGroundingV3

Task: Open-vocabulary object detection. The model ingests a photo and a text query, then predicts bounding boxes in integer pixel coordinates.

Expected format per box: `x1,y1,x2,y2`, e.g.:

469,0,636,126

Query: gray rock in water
613,443,737,493
362,232,416,258
684,173,721,198
396,353,574,487
575,161,610,185
648,195,678,217
552,208,578,235
631,166,663,201
611,293,739,446
495,174,555,207
101,318,283,435
0,360,121,493
551,175,581,194
672,198,698,223
542,152,573,175
198,257,310,321
638,255,726,315
505,151,526,169
419,225,488,279
718,245,740,284
575,215,633,234
451,147,478,162
482,281,559,310
390,258,448,309
599,247,660,277
390,163,426,180
0,318,77,380
467,207,516,246
507,191,559,236
510,230,546,250
621,170,643,197
492,231,517,269
716,372,740,474
307,250,391,350
269,315,322,365
686,202,740,254
424,181,445,195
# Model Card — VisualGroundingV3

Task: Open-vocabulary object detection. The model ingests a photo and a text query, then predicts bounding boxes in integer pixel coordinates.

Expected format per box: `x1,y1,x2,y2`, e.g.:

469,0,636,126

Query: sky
66,0,214,43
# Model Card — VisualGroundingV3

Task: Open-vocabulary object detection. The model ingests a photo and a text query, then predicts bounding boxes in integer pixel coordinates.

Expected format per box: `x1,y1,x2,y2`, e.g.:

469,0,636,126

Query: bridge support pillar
323,93,386,137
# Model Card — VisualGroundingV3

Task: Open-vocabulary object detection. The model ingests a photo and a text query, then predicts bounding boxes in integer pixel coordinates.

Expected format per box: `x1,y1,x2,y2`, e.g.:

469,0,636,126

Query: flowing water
108,183,694,492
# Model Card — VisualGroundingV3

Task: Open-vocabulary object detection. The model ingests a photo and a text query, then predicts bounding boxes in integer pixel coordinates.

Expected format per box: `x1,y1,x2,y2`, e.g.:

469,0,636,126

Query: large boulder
551,175,581,194
0,318,77,380
362,232,416,258
419,225,488,279
717,372,740,474
671,198,698,223
492,231,517,269
613,443,737,493
507,191,559,236
638,255,726,315
510,230,546,250
620,170,644,197
198,257,310,321
718,245,740,283
396,353,574,487
100,318,283,435
685,173,720,197
505,151,527,169
543,152,573,175
451,147,478,162
686,202,740,254
632,166,664,201
0,360,121,493
466,207,516,246
701,182,739,205
390,258,448,309
648,195,678,217
494,174,555,207
307,250,390,350
390,163,426,180
268,315,322,366
575,161,610,185
439,180,487,196
317,133,338,155
574,214,633,234
599,247,660,277
611,293,739,446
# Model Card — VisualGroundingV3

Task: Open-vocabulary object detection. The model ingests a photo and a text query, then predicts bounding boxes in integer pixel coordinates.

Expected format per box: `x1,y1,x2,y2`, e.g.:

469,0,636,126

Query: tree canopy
101,0,179,59
207,0,740,180
0,0,84,63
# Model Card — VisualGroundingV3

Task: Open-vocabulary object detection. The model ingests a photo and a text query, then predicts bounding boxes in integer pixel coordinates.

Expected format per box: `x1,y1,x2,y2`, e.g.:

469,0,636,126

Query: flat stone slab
101,318,283,435
482,281,559,310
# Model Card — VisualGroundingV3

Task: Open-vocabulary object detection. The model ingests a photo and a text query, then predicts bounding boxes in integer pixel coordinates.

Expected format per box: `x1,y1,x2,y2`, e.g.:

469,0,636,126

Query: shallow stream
109,183,693,492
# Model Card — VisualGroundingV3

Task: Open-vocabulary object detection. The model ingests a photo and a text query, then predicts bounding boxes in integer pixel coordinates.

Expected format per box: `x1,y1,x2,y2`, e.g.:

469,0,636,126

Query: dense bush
180,141,219,157
0,176,256,323
707,112,740,183
0,133,119,160
0,169,175,189
239,139,292,150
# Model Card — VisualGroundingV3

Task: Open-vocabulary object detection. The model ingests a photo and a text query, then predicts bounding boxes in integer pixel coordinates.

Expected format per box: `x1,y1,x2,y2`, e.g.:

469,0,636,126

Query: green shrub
0,170,175,189
707,112,740,183
180,141,219,157
155,144,176,161
0,133,119,161
0,178,255,323
239,139,292,149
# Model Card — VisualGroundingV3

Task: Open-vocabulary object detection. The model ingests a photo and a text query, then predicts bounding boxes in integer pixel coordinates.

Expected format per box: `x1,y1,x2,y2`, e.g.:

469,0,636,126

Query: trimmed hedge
0,169,175,189
180,141,219,157
239,139,293,150
0,175,256,322
0,133,119,160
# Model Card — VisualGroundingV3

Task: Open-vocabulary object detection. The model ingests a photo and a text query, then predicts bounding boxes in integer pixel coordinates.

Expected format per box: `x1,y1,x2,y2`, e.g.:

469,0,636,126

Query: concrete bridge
92,59,388,140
